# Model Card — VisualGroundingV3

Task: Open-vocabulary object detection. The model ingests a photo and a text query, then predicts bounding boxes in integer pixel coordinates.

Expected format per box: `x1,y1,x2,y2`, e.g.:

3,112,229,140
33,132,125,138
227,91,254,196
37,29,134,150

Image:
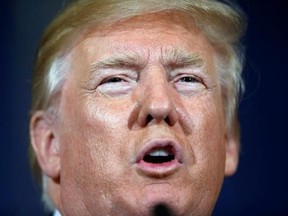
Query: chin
111,185,196,216
112,200,184,216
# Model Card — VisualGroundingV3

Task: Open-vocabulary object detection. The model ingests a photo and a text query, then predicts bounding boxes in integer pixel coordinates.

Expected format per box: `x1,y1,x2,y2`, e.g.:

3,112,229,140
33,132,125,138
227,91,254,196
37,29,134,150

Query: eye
175,74,201,84
179,76,199,83
97,74,137,97
102,76,125,84
174,74,206,95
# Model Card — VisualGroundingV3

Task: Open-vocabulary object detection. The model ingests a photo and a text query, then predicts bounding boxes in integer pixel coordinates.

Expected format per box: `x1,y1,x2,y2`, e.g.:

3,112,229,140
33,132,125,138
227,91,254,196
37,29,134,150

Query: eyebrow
162,48,204,69
90,52,145,72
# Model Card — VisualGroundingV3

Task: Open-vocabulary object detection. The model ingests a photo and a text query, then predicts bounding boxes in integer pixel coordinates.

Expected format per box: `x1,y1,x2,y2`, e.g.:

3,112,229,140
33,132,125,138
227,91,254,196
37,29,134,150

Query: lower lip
135,159,181,177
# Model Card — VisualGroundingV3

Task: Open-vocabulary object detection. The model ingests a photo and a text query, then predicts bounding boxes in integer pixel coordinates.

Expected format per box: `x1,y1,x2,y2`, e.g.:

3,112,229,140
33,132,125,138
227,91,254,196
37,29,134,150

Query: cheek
185,94,226,179
58,89,132,180
57,90,134,210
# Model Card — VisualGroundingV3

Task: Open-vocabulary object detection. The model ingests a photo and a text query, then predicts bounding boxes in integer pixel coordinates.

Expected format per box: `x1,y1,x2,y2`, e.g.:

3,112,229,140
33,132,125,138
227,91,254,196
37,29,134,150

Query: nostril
144,114,171,125
164,116,171,124
146,114,153,124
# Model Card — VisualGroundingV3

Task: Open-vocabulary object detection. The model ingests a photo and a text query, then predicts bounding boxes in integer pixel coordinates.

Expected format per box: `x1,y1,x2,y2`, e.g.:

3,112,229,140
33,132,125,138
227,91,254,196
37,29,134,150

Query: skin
31,11,238,216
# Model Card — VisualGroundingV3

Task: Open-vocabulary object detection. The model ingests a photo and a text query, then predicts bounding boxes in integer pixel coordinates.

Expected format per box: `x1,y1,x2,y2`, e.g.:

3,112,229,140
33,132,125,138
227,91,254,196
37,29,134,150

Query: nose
137,78,178,127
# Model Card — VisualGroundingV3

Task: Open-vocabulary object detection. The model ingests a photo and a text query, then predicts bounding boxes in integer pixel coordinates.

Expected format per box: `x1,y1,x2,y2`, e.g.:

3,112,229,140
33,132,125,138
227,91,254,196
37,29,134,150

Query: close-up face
47,12,237,216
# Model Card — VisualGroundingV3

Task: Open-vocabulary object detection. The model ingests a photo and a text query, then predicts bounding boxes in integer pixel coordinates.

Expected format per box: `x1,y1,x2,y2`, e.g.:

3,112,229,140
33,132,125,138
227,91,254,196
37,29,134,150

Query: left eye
174,74,206,95
179,76,199,83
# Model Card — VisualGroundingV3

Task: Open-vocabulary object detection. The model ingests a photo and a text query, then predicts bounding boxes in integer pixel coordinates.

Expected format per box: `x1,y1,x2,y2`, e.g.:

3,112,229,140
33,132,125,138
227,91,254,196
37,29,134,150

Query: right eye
103,77,125,83
97,74,137,97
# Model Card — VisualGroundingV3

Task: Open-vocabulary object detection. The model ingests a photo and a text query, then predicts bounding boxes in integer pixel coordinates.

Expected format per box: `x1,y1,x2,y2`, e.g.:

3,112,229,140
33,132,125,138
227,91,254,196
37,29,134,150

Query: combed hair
30,0,246,210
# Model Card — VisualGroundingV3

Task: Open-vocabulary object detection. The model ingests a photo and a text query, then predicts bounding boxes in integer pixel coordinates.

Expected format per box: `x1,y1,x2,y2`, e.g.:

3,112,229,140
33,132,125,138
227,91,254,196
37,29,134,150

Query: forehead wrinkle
161,48,204,69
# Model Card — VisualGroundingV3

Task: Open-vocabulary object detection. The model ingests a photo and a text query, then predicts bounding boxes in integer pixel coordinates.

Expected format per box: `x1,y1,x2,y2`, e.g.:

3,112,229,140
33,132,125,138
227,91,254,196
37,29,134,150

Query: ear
30,111,60,179
224,133,239,176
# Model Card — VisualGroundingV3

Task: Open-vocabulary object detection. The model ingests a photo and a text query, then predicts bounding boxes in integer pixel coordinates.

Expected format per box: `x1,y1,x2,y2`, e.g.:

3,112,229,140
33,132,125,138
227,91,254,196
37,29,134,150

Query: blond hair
30,0,246,209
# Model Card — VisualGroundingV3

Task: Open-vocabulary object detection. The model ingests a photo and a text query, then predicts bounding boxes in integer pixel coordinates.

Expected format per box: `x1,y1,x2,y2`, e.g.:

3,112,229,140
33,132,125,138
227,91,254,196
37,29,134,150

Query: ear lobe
224,134,239,176
30,111,60,179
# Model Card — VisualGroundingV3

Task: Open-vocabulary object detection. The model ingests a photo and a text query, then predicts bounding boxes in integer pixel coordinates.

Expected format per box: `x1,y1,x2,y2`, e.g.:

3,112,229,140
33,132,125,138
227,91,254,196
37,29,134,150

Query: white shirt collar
53,210,62,216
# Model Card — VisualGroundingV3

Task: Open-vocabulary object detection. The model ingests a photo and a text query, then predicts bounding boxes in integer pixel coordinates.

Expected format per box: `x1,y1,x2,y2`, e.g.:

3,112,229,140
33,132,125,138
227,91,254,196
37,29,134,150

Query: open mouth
143,146,175,164
135,139,183,176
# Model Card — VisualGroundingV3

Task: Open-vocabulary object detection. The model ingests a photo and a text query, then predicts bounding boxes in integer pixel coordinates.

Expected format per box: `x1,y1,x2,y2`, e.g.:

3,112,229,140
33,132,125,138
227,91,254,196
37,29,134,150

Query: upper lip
135,138,184,165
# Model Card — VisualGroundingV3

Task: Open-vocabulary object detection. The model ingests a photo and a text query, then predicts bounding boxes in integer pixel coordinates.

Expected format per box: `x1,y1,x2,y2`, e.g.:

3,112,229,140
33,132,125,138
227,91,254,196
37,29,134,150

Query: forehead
93,11,199,35
69,11,214,68
82,11,210,46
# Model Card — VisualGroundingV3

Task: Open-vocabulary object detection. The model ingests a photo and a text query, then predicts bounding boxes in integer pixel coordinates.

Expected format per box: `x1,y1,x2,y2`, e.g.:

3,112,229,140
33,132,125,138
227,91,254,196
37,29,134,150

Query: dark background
0,0,287,215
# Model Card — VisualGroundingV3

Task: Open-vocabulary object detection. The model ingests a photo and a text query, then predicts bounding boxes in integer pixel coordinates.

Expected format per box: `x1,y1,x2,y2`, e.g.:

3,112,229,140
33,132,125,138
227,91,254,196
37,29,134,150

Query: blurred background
0,0,287,215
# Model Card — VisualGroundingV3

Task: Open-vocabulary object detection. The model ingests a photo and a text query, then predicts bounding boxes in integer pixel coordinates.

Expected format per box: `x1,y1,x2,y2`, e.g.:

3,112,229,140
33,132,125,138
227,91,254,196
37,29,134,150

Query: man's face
54,12,232,216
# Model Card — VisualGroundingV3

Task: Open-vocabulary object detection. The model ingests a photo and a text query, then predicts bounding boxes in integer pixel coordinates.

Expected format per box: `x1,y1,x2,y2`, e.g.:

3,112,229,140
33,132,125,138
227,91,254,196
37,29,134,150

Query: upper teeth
148,149,170,157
